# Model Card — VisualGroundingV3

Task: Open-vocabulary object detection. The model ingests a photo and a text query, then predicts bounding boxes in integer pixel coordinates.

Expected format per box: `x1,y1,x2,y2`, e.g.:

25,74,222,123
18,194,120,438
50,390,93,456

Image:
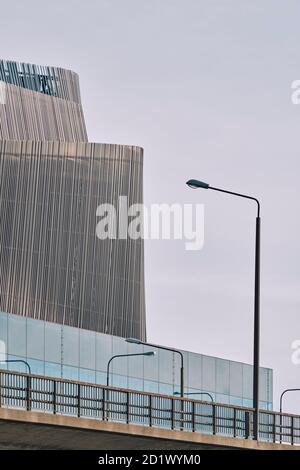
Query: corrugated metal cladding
0,61,146,341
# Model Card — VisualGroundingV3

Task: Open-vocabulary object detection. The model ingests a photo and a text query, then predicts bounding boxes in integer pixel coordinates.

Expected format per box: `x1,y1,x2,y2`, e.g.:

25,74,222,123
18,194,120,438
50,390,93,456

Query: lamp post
106,352,155,387
0,359,31,374
126,338,185,398
174,391,214,402
279,388,300,443
186,178,261,440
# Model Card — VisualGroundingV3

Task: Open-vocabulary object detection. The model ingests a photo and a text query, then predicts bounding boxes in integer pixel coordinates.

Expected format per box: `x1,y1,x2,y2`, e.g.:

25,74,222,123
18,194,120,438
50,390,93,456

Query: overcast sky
1,0,299,413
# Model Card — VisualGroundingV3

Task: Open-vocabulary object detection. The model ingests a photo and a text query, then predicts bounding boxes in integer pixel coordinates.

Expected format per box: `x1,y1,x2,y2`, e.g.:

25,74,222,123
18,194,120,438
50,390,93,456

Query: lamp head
186,179,209,190
144,351,156,357
126,338,142,345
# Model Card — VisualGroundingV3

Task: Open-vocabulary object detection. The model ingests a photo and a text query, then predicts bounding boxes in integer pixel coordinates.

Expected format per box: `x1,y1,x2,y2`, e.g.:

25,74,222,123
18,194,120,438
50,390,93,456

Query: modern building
0,310,273,410
0,60,273,412
0,60,146,340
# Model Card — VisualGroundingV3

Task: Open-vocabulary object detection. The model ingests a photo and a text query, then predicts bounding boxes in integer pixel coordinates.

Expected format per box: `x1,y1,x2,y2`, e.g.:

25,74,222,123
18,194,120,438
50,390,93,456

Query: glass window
45,322,61,363
62,325,79,367
27,318,45,360
8,314,26,356
79,329,95,370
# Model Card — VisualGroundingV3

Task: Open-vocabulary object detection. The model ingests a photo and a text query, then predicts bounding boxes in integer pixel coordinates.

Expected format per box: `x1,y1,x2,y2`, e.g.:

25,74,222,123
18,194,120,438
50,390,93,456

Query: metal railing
0,369,299,444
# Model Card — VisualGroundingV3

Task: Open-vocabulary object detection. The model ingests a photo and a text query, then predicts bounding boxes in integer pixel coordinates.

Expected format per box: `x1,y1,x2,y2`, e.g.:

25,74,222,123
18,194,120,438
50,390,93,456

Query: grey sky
1,0,299,413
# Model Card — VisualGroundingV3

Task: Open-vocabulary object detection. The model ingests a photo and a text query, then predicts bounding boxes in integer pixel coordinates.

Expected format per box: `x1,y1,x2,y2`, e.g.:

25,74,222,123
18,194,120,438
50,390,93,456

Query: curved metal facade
0,61,146,340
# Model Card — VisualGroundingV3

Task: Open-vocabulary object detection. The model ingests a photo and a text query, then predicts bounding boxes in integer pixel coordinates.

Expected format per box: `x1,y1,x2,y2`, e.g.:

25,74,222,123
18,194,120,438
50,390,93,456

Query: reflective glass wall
0,311,273,409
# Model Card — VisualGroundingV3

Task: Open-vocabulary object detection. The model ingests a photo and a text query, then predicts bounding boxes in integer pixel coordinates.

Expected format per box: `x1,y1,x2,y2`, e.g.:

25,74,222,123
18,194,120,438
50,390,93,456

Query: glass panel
202,356,216,392
45,361,61,378
95,333,113,373
62,365,79,381
27,318,45,360
79,329,95,370
229,361,243,398
144,380,159,394
216,358,230,395
110,373,128,389
79,368,96,384
143,345,159,382
216,393,230,405
8,314,26,356
96,371,107,386
188,352,202,389
27,358,45,375
111,336,128,376
45,322,61,363
127,342,144,379
0,312,7,361
6,355,29,373
159,382,173,396
242,364,253,400
128,377,143,391
62,325,79,367
158,349,174,384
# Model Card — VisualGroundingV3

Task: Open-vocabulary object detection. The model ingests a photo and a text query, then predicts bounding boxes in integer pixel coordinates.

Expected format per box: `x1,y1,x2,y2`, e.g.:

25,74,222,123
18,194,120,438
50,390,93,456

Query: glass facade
0,311,273,410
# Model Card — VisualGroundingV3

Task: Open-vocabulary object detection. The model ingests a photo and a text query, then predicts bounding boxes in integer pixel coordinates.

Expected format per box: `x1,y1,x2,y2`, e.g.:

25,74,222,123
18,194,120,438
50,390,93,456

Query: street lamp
186,178,261,440
279,388,300,443
106,352,155,387
0,359,31,375
126,338,185,398
174,391,214,402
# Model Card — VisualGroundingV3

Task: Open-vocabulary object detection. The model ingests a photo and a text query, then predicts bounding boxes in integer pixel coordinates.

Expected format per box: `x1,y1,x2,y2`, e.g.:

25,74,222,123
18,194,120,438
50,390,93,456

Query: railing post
53,380,57,414
192,400,195,432
245,411,250,439
212,404,216,435
77,384,81,418
0,371,2,408
102,388,106,421
149,395,152,427
233,408,237,438
26,375,31,411
272,413,276,443
126,391,129,424
291,416,294,445
171,397,174,430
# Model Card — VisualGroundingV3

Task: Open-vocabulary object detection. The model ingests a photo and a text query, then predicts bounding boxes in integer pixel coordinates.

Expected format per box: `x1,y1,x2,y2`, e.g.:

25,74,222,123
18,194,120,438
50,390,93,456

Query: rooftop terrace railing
0,369,299,445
